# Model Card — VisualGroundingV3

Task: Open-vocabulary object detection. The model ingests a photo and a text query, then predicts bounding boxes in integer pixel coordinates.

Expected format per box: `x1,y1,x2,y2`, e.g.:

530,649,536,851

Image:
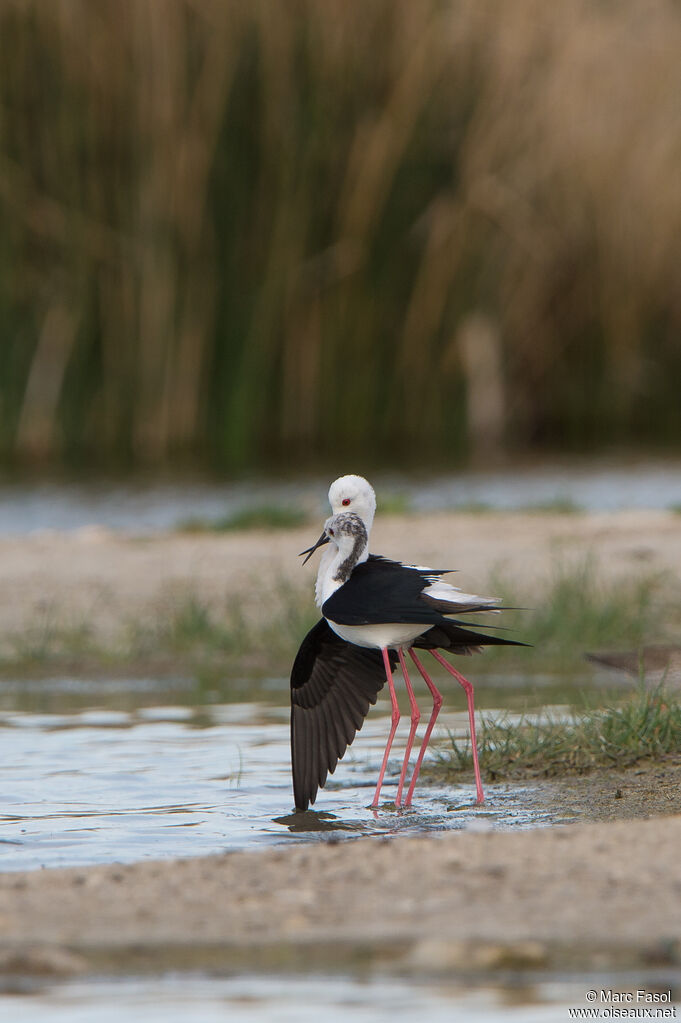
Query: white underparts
327,619,429,650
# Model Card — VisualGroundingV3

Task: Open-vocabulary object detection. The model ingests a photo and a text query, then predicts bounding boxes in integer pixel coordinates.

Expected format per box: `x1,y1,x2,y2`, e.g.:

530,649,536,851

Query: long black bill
299,531,330,565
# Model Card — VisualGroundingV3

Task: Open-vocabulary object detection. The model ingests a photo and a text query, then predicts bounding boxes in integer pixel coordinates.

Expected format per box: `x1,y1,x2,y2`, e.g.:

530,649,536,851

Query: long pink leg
394,648,420,808
404,649,443,806
429,650,485,804
371,648,401,809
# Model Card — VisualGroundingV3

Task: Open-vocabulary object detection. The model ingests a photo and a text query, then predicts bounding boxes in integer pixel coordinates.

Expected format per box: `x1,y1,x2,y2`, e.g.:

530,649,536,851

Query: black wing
321,556,453,627
290,619,397,811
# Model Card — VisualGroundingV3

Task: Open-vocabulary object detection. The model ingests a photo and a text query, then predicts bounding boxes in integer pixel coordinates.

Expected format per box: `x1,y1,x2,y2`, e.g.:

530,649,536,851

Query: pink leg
404,649,443,806
395,648,420,808
371,648,401,809
429,650,485,804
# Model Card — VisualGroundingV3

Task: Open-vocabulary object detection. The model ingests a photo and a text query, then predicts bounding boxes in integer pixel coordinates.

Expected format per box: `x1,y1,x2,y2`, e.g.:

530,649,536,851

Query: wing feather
290,619,396,810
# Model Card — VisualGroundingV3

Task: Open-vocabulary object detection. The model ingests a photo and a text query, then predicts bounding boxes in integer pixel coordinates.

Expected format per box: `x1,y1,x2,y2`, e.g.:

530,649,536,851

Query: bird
290,475,387,812
290,502,526,812
586,646,681,687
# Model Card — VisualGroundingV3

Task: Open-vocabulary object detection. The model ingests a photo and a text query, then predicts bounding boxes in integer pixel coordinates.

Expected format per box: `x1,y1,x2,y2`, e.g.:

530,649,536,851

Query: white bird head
328,474,376,531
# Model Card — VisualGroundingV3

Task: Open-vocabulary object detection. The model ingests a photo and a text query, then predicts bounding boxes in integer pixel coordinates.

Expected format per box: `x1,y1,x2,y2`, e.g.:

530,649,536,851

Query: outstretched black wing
290,619,397,811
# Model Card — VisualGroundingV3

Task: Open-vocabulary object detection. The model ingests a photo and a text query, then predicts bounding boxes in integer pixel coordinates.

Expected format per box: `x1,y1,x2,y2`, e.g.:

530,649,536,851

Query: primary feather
290,619,397,810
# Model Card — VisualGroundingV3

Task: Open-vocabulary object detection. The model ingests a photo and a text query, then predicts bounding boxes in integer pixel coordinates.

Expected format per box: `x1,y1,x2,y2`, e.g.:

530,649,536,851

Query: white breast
314,545,338,607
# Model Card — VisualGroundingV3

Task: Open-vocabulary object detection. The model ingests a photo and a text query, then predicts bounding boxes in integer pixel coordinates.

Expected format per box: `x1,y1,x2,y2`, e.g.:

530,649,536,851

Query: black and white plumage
322,554,503,636
291,504,526,811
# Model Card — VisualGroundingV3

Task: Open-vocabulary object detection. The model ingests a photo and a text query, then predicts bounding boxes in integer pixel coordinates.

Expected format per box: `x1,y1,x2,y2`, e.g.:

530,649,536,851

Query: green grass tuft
125,579,319,674
528,564,660,663
482,559,669,673
436,687,681,780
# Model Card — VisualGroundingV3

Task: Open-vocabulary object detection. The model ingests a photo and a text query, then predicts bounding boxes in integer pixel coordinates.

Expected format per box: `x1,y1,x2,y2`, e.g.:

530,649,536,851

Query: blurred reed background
0,0,680,473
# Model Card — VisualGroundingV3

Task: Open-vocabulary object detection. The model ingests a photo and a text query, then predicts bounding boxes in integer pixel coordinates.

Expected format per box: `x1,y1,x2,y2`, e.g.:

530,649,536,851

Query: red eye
329,528,335,535
342,498,351,506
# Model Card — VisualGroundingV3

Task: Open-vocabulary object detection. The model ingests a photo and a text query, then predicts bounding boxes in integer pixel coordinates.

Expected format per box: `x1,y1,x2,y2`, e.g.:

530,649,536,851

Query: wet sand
1,801,681,978
1,510,681,978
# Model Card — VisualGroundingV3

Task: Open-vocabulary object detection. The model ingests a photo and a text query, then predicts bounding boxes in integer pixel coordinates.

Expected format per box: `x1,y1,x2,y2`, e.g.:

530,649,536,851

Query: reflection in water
0,670,629,718
272,810,365,833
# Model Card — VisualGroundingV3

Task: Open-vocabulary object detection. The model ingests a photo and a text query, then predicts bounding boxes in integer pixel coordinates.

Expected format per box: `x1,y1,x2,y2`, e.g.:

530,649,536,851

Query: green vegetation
0,581,320,682
437,687,681,780
178,505,309,533
9,615,96,668
1,2,681,470
485,559,668,672
123,580,320,676
376,493,413,516
176,492,414,531
0,561,675,688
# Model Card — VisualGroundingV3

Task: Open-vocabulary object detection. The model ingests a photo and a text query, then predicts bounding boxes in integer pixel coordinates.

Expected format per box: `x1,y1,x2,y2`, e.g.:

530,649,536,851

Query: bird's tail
415,619,530,656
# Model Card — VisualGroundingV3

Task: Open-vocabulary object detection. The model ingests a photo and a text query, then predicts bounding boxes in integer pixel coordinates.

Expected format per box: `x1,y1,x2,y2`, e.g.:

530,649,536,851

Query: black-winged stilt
291,502,526,811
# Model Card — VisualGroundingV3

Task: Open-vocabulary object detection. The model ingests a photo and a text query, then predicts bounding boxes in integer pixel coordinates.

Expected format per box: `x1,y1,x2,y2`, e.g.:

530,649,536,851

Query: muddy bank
518,757,681,824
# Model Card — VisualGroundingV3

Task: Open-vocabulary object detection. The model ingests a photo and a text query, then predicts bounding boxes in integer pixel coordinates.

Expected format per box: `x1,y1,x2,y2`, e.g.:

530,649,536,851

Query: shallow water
0,663,635,873
1,458,681,533
7,971,679,1023
0,689,567,873
1,674,675,1021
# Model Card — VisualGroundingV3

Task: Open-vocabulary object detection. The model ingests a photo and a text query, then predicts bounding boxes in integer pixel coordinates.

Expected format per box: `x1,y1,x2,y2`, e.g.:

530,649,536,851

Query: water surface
9,971,670,1023
0,673,671,1021
1,458,680,533
0,694,558,873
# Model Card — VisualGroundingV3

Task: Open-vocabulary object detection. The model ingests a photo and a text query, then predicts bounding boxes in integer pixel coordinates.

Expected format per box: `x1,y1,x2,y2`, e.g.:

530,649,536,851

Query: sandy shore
0,508,678,641
1,510,680,978
1,813,681,977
